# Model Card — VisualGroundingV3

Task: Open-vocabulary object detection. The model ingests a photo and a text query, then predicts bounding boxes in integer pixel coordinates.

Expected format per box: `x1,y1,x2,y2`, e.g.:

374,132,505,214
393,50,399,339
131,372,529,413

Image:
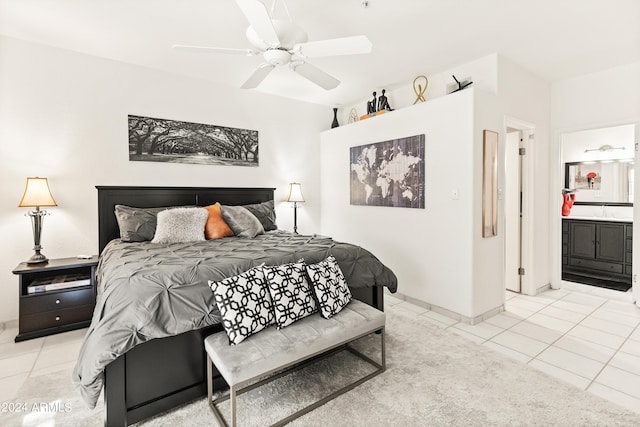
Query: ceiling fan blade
173,44,258,56
235,0,280,46
291,62,340,90
240,63,275,89
293,35,372,58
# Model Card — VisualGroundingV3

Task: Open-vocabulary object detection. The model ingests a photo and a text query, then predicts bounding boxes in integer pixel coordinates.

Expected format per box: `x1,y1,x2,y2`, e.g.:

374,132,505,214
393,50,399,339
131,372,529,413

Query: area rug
4,306,640,427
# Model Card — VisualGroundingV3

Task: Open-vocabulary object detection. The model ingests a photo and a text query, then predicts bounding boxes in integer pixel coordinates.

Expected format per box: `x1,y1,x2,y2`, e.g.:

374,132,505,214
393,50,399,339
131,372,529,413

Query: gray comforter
72,232,397,408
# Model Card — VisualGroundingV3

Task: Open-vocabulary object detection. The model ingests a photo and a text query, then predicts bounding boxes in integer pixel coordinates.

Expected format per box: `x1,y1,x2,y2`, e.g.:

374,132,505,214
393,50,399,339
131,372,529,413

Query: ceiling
1,0,639,107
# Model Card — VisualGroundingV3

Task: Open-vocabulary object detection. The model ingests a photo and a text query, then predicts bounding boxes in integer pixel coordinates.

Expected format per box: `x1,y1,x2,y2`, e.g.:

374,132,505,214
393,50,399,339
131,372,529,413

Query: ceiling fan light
264,48,291,66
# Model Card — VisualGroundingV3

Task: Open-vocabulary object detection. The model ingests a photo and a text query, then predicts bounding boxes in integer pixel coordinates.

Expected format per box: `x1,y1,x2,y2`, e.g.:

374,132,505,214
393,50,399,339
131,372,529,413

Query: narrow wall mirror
482,130,498,237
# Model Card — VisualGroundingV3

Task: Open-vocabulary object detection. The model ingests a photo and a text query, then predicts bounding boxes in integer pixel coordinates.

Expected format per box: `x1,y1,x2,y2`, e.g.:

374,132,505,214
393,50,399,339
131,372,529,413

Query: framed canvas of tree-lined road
128,115,258,166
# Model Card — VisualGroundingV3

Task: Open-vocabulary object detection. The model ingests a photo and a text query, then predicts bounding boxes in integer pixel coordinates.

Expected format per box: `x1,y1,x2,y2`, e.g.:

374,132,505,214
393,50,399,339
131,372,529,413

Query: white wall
495,56,551,295
336,54,499,126
472,90,505,316
0,35,328,323
550,61,640,296
336,53,552,297
320,88,504,320
562,125,635,163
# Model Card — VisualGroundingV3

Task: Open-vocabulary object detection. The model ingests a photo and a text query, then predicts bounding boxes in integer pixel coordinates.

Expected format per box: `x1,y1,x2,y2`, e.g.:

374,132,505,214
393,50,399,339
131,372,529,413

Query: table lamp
285,183,304,234
18,177,57,264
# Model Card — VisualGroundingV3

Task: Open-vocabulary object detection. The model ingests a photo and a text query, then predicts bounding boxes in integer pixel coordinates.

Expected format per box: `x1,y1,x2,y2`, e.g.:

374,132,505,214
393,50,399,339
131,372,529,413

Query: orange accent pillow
204,203,234,240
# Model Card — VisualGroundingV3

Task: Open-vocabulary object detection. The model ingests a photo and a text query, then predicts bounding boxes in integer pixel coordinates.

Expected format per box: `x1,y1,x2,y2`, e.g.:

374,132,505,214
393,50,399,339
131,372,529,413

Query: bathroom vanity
562,217,632,291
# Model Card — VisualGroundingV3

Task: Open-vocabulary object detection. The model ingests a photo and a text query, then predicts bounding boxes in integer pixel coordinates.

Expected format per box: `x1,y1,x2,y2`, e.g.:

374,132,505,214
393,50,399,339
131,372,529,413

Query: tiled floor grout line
26,343,44,378
586,321,640,393
479,293,559,347
459,292,620,389
526,296,609,364
480,292,640,401
497,295,570,363
519,297,610,389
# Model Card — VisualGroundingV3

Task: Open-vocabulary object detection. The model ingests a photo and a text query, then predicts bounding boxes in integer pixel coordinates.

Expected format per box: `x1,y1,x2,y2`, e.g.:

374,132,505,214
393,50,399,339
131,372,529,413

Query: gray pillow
243,200,277,231
151,207,208,244
114,205,168,242
220,205,265,238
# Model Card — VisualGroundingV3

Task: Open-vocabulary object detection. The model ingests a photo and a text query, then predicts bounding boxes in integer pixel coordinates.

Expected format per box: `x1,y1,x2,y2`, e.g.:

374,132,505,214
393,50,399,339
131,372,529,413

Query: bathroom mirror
561,124,635,206
564,159,634,205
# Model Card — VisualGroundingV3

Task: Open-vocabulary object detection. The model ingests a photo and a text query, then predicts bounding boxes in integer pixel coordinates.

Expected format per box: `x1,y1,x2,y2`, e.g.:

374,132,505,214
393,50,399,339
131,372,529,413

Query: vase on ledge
331,108,340,128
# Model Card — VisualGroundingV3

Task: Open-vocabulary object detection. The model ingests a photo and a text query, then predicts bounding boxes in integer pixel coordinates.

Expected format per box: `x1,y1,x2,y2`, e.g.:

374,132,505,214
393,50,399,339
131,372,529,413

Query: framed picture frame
128,115,259,167
482,130,498,237
349,134,425,209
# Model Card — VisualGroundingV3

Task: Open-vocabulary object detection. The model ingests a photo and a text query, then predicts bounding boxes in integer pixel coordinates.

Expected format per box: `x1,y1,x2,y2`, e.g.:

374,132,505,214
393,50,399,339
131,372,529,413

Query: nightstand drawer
19,305,93,334
20,288,93,315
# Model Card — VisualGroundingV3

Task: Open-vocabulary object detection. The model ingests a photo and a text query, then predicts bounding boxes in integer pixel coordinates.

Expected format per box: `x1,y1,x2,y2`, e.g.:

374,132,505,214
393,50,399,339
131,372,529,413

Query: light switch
452,189,459,200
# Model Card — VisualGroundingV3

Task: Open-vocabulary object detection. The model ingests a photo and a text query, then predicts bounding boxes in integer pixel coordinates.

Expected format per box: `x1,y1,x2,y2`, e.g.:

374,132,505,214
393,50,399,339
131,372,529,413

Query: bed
73,186,397,426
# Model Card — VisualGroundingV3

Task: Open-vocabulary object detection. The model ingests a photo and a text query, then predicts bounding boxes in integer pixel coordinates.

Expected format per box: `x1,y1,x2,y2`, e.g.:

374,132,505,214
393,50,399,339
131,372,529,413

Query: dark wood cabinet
13,256,98,342
562,219,631,291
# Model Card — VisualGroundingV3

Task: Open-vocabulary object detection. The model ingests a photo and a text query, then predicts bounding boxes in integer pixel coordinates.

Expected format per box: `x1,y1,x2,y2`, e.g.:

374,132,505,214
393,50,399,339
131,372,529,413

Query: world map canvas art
350,134,425,209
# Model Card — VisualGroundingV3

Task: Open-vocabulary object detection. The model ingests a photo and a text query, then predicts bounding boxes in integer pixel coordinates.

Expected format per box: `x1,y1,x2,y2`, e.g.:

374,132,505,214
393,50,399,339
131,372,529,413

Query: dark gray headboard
96,186,275,253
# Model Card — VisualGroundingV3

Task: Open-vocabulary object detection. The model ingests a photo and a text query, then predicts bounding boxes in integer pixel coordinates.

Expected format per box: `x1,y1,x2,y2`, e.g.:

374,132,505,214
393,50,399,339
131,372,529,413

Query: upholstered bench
204,299,386,427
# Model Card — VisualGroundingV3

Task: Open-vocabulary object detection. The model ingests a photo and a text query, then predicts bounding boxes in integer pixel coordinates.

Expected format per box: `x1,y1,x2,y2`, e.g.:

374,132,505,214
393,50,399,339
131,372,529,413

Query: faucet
601,204,607,218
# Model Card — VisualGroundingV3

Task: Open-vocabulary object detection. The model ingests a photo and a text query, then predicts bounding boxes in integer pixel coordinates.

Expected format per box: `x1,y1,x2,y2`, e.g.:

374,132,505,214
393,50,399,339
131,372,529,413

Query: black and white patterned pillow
263,261,317,329
208,266,274,345
306,256,352,319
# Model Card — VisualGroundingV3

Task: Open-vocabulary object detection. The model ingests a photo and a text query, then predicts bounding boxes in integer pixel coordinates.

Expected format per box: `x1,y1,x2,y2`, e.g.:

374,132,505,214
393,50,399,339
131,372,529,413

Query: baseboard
1,319,18,331
536,283,551,295
392,292,504,325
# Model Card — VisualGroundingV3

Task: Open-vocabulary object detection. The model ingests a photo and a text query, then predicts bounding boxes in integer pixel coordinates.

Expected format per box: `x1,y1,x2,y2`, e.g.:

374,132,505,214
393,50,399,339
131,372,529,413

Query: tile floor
0,326,84,403
387,288,640,415
0,287,639,418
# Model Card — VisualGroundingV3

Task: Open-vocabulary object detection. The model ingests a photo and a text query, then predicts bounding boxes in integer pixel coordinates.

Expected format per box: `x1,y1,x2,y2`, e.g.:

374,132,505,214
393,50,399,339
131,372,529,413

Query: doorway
504,118,535,294
505,129,523,292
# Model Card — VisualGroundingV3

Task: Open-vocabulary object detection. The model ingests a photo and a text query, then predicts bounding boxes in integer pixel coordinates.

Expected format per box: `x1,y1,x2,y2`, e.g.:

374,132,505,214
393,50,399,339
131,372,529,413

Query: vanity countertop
563,216,632,223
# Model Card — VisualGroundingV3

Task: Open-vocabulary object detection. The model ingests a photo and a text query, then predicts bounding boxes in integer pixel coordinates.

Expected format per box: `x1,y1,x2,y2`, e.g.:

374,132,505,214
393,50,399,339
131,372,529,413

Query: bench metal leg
230,386,236,427
207,354,229,427
207,327,385,427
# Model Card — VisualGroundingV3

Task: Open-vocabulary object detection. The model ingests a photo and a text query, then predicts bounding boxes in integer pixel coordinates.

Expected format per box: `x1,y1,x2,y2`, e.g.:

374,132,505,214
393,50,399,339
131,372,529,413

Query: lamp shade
18,177,57,207
285,183,305,203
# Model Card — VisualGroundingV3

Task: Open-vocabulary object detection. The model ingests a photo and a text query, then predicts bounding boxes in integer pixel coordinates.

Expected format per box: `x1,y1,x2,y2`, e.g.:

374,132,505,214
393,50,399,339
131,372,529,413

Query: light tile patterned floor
387,288,640,415
0,288,639,417
0,327,85,402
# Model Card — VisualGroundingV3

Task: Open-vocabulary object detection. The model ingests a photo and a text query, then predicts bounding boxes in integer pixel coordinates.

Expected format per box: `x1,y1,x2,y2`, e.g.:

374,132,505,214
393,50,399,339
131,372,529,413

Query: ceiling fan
173,0,372,90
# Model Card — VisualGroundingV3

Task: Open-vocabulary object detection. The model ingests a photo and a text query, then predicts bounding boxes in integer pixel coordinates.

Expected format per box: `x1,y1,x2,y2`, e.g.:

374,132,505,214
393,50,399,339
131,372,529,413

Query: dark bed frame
96,186,384,427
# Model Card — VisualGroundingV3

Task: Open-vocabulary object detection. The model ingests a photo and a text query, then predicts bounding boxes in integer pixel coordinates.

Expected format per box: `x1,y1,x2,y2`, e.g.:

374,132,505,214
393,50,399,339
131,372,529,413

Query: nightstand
12,256,98,342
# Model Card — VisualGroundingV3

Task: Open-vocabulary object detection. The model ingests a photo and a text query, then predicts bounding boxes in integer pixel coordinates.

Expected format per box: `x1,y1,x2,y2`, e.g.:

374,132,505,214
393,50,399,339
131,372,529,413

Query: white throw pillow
151,207,208,244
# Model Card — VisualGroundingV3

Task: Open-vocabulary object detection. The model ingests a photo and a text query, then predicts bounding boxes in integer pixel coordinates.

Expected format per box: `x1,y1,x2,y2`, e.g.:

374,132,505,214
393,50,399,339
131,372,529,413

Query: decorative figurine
413,75,428,104
449,74,473,93
331,107,340,128
378,89,393,111
361,89,394,120
367,91,377,115
348,108,359,123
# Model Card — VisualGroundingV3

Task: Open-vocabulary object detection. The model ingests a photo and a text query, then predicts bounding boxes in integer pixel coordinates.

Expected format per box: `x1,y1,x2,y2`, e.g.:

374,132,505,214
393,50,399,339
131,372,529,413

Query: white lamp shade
285,183,305,203
18,177,57,207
